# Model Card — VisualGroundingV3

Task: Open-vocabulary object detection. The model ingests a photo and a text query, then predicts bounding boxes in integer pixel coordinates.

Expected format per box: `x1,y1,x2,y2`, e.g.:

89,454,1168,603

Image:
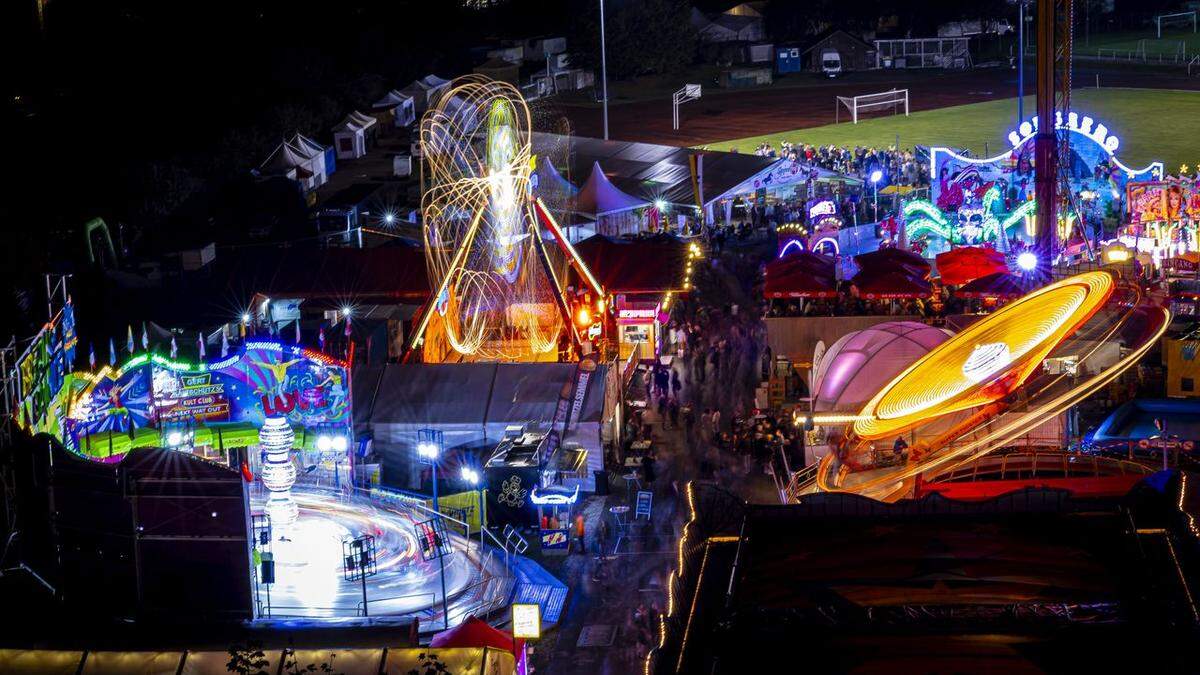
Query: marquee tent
371,89,416,127
289,133,333,184
359,363,608,490
852,270,932,299
575,162,650,236
402,74,452,112
813,321,952,413
258,140,321,191
957,271,1038,299
333,111,378,160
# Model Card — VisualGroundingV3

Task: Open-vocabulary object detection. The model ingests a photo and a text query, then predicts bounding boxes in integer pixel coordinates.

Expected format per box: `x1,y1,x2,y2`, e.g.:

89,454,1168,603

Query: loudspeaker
260,559,275,584
594,470,610,496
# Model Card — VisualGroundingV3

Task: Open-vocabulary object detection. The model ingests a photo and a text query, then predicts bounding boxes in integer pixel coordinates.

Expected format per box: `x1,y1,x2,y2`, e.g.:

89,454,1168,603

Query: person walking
671,370,682,399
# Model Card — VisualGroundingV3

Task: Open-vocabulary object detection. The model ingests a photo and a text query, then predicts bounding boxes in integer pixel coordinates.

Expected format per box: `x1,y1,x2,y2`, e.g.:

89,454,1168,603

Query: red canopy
764,251,838,298
853,270,932,299
431,615,524,655
854,247,931,280
957,272,1038,299
935,246,1008,286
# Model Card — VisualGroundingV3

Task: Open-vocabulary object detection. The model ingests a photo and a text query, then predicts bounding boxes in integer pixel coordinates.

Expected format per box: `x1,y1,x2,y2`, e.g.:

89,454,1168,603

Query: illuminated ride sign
64,340,351,450
1006,111,1122,154
853,271,1114,440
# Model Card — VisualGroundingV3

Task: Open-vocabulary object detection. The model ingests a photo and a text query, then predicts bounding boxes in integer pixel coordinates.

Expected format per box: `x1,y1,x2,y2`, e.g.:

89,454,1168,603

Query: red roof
853,270,932,299
430,616,524,655
574,235,688,294
935,246,1007,286
764,251,838,298
854,247,931,281
250,245,431,302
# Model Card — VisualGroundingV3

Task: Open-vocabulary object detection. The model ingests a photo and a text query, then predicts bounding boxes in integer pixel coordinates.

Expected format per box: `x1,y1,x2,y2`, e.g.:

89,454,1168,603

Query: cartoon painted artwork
64,341,350,445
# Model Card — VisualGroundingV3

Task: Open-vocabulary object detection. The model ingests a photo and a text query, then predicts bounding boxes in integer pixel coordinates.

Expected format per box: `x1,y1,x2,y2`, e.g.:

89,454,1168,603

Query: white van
821,49,842,77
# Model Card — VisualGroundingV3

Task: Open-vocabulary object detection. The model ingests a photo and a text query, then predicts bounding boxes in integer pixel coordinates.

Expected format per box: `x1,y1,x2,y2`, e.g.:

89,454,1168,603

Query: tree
567,0,696,80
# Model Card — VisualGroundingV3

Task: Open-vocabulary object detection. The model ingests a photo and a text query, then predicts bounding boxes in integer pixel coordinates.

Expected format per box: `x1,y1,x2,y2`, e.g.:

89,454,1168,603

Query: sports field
706,88,1200,171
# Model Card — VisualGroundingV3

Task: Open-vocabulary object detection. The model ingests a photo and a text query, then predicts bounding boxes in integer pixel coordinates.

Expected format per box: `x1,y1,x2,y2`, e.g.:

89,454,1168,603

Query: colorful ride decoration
62,340,350,454
419,77,566,361
918,110,1162,251
1120,179,1200,261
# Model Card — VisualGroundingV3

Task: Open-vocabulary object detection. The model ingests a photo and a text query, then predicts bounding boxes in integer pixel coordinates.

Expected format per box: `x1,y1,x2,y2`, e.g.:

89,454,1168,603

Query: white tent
289,133,329,187
332,111,378,160
258,140,320,191
401,74,452,112
371,89,416,127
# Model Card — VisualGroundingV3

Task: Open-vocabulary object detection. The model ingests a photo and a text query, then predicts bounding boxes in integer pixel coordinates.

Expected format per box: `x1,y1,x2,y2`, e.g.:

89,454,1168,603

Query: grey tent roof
485,363,574,428
371,363,497,427
531,132,775,210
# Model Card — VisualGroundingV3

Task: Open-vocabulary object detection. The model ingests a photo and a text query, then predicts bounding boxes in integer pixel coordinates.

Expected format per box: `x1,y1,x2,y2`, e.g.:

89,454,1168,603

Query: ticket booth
616,299,661,361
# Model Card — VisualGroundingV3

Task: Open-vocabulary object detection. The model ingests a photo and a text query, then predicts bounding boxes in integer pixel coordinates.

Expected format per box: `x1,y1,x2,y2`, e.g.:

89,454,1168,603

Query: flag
126,326,134,354
109,338,117,366
220,330,229,358
294,320,301,344
198,332,206,359
141,324,149,351
319,325,326,351
170,335,177,359
89,343,96,370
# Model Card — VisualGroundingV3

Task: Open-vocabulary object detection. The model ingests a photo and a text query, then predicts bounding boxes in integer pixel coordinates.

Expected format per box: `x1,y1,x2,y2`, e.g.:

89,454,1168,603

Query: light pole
461,467,486,567
599,0,610,140
1017,0,1026,125
870,169,883,222
417,430,450,629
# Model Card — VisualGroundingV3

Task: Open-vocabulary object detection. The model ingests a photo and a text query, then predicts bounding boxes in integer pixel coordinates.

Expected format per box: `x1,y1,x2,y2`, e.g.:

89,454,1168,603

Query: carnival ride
413,77,575,363
257,488,506,623
804,269,1171,502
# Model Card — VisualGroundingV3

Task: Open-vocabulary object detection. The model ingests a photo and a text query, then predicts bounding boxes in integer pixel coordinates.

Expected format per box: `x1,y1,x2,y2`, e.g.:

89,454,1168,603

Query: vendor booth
371,89,416,128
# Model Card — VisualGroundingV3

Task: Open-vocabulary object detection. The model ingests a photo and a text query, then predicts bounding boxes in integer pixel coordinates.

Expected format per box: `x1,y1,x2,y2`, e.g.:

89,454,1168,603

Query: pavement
529,241,779,674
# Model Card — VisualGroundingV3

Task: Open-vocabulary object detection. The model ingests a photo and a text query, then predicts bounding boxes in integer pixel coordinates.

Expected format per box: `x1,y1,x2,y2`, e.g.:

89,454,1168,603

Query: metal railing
784,463,820,503
355,591,437,617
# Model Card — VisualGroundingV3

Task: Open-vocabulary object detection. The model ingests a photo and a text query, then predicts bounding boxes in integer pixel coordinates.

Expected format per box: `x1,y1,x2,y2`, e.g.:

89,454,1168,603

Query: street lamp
460,466,486,563
417,430,450,628
1016,251,1038,272
870,169,883,221
599,0,609,140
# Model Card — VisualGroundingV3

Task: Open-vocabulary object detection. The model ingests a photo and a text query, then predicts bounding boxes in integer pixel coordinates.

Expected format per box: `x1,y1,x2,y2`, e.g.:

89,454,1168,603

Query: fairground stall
909,111,1163,258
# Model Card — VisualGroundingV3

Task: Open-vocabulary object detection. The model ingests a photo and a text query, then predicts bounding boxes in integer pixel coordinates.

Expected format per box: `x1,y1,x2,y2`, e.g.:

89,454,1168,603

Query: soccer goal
836,89,909,125
1157,11,1197,38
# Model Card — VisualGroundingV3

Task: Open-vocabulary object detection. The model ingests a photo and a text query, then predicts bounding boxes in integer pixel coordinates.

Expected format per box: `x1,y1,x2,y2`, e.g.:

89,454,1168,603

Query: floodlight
1017,251,1038,271
461,467,480,485
870,170,883,184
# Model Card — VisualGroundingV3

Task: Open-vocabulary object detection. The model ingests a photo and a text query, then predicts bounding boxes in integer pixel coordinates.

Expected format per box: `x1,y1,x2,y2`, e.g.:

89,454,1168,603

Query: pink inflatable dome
812,321,953,414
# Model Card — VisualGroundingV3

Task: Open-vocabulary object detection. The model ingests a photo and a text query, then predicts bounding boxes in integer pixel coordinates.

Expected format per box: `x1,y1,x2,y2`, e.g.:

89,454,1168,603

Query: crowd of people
752,141,930,188
764,292,1008,319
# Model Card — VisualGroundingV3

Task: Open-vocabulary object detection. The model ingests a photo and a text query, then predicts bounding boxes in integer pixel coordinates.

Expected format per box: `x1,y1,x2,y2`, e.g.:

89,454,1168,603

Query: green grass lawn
704,88,1200,171
1084,27,1200,58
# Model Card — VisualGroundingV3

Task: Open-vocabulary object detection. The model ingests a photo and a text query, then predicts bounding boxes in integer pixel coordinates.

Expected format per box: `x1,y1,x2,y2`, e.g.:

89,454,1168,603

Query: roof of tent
576,161,650,217
574,235,687,294
290,133,326,159
335,111,377,132
536,157,579,196
408,75,451,92
258,141,312,173
431,616,522,654
365,362,608,437
531,132,775,210
372,89,413,109
372,364,498,428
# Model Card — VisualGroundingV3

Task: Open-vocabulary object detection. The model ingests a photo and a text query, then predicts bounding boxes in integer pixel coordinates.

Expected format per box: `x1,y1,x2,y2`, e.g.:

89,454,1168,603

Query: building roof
575,161,650,217
802,28,875,54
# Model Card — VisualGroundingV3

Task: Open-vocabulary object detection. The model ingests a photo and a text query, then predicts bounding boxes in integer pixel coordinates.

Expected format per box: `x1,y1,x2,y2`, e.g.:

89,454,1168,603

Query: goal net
1157,11,1197,38
836,89,909,124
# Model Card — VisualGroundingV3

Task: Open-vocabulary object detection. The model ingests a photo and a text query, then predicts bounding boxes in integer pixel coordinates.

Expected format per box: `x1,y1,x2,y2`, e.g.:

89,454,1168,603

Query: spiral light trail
420,77,564,361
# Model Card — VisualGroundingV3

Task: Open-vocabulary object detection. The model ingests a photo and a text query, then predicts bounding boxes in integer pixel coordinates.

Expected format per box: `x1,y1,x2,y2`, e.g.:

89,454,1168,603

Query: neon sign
808,199,837,220
1007,111,1121,154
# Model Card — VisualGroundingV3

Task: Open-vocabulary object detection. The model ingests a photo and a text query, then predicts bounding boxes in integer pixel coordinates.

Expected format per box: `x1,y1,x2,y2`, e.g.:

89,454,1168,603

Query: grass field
705,88,1200,171
1085,27,1200,58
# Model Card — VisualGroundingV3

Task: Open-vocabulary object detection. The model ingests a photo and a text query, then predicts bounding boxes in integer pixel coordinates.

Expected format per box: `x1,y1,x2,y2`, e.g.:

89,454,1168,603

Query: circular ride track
813,270,1170,502
256,488,506,625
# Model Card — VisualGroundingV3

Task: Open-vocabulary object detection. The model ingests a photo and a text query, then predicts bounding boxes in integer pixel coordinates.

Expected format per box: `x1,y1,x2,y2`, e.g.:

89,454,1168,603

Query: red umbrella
853,270,932,299
935,246,1008,286
957,272,1039,299
764,271,838,298
854,247,931,280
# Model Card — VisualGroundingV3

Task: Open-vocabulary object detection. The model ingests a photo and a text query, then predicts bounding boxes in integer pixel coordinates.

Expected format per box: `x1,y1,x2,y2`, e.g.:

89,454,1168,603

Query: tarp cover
764,251,838,298
575,161,650,217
